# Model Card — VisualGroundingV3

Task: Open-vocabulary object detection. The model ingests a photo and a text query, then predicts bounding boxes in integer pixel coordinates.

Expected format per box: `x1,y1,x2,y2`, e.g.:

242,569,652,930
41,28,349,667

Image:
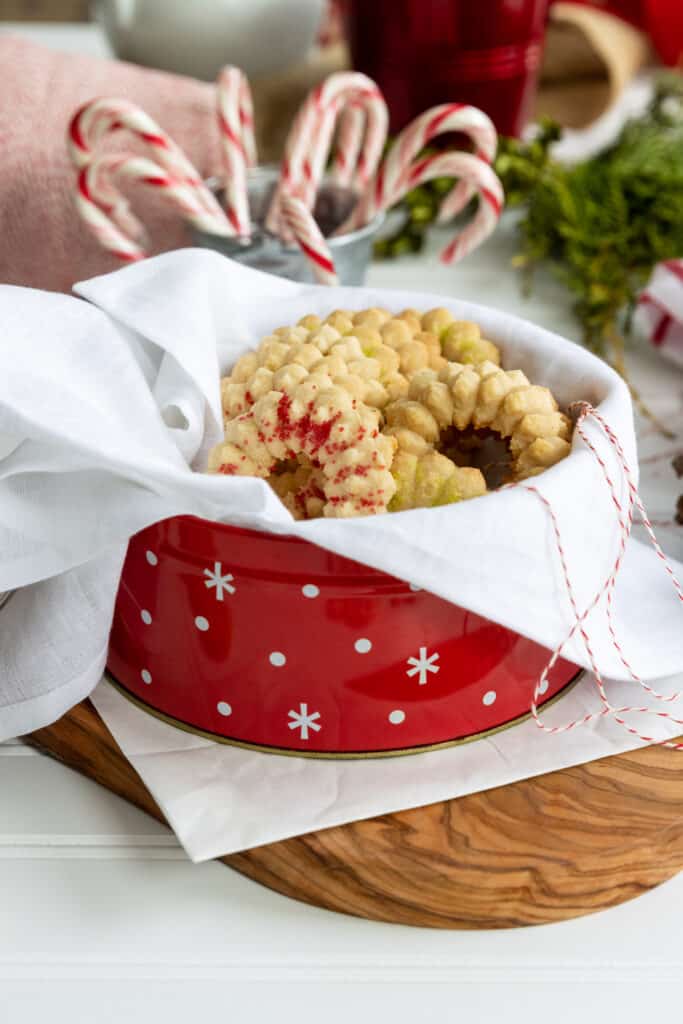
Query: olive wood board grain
26,700,683,930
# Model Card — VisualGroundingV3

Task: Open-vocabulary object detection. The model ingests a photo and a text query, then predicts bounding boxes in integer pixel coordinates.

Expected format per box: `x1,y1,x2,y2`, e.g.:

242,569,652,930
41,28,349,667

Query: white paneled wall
2,743,683,1023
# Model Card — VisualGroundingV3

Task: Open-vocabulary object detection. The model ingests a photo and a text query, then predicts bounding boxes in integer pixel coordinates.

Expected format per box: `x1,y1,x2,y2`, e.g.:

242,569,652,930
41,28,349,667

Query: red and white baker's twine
280,194,338,286
525,402,683,749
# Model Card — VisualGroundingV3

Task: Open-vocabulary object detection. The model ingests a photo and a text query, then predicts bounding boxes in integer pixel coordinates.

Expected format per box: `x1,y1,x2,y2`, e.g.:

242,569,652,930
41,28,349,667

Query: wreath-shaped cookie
383,361,572,510
208,307,573,519
209,375,397,518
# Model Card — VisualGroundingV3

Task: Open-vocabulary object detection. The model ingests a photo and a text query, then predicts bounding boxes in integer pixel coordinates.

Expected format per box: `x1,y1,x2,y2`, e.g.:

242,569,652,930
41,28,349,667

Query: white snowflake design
406,646,440,685
288,703,322,740
203,561,236,601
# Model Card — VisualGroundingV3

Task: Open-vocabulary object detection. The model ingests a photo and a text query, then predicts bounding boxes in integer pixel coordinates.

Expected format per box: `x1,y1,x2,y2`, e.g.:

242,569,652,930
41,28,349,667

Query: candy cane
236,71,257,169
345,103,498,234
280,193,338,286
303,79,387,207
75,157,146,262
329,104,366,188
265,72,388,236
340,150,503,264
388,104,497,222
327,90,388,194
216,66,253,236
75,152,233,262
80,153,148,246
430,153,503,263
68,97,227,223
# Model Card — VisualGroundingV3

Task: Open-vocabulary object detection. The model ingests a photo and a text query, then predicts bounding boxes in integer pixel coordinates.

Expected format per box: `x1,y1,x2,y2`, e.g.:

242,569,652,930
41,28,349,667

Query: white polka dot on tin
354,638,372,654
482,690,497,706
302,584,319,599
140,609,152,625
409,583,422,592
388,710,406,725
145,550,158,566
140,669,152,685
269,652,286,667
538,678,549,696
194,615,209,632
217,701,232,717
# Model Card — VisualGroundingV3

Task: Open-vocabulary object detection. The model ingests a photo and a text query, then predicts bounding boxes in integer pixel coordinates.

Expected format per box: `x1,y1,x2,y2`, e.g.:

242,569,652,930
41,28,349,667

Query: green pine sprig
514,74,683,358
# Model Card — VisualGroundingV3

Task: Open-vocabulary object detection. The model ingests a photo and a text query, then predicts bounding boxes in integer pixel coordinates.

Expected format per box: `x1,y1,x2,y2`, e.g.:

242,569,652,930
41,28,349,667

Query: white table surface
2,22,683,1024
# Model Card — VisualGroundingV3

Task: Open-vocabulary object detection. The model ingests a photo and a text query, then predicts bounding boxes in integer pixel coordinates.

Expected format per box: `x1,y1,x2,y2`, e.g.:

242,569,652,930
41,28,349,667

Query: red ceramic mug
345,0,550,136
107,515,580,758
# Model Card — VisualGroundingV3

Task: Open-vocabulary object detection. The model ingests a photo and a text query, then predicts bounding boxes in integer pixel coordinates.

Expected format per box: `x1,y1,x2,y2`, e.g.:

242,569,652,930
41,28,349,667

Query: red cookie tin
107,515,580,758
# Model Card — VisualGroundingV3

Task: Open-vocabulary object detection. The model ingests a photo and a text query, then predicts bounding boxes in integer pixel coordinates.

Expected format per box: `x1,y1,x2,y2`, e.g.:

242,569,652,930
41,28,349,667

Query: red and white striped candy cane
75,159,145,262
432,152,503,263
236,71,257,169
265,72,388,235
80,153,148,246
68,97,227,224
328,90,388,193
301,76,387,208
386,104,497,221
329,104,366,188
280,193,338,286
345,103,497,232
216,65,254,236
347,150,503,264
75,152,233,262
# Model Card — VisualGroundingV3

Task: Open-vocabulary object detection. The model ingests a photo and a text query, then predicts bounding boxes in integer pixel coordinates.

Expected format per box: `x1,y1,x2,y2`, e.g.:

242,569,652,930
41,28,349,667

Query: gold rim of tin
105,669,585,761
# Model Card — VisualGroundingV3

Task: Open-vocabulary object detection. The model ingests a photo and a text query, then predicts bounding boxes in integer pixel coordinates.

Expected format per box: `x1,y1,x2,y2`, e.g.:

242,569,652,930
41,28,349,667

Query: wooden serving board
27,701,683,929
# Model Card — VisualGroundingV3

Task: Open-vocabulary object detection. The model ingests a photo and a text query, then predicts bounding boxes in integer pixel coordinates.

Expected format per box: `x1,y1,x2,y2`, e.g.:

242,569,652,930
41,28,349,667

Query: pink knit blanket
0,36,223,291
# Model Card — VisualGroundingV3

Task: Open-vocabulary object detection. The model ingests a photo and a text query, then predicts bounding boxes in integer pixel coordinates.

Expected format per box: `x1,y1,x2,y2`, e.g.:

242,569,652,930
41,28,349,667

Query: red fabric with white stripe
636,260,683,368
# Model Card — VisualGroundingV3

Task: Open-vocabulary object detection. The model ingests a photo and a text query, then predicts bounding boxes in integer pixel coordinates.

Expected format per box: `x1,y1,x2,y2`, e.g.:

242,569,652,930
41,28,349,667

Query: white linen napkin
1,248,681,747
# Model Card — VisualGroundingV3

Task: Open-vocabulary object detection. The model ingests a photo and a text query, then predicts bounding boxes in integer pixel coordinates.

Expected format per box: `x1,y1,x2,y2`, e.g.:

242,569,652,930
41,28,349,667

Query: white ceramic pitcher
94,0,326,80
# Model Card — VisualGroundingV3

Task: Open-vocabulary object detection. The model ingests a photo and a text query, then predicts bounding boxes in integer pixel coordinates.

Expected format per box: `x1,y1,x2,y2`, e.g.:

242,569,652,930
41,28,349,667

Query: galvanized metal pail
191,166,383,286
